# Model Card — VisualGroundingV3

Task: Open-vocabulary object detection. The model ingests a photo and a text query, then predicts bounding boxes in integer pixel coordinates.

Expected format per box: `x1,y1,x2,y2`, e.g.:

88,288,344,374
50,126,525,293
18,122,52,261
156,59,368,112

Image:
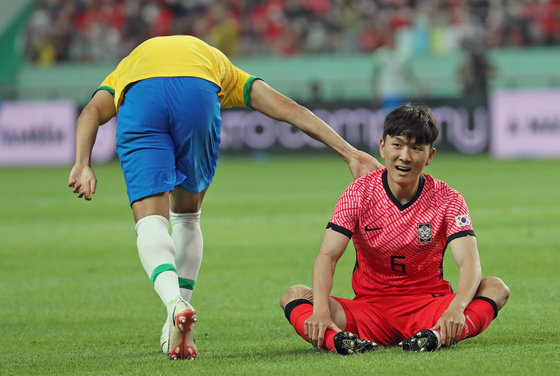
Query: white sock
135,215,181,312
169,210,203,302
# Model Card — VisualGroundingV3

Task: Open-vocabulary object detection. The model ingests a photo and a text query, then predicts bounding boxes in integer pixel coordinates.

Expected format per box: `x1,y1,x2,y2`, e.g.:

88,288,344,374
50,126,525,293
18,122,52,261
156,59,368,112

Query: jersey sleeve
94,70,117,96
210,46,257,109
327,182,362,238
220,65,257,109
444,190,475,244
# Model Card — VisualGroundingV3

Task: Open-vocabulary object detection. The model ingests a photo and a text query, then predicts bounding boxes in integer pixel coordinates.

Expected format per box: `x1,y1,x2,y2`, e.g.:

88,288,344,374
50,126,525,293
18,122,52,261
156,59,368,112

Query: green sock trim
178,277,195,290
151,264,177,285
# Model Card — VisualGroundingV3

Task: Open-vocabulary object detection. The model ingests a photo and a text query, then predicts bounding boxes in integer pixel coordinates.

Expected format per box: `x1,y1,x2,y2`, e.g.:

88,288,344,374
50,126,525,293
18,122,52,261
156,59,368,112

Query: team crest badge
417,223,432,244
455,214,471,227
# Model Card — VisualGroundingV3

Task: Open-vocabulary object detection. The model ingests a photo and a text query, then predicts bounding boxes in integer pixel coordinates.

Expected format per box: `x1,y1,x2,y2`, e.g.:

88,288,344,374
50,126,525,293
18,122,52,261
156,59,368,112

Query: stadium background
1,1,559,375
2,0,560,162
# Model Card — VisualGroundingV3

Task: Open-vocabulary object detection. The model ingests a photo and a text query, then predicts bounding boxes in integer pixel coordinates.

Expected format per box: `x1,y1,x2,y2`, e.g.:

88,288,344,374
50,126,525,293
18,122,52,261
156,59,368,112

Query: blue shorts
116,77,222,205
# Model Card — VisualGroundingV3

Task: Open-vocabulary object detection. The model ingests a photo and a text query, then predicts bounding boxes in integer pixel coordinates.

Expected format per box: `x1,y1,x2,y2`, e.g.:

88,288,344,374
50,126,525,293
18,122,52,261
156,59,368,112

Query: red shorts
333,293,456,345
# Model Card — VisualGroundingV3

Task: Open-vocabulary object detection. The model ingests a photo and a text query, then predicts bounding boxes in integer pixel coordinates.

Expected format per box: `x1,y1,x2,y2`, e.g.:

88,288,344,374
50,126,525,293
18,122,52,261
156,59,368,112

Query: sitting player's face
379,135,435,186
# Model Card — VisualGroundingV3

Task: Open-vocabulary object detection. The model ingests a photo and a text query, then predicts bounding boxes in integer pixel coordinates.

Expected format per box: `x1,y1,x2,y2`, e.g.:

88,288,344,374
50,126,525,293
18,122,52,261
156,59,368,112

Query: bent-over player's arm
68,90,116,200
434,235,482,347
305,228,349,348
75,90,116,164
249,79,383,178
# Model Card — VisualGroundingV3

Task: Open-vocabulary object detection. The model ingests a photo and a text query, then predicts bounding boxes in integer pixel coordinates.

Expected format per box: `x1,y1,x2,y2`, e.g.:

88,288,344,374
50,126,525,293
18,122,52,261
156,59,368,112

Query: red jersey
328,169,474,298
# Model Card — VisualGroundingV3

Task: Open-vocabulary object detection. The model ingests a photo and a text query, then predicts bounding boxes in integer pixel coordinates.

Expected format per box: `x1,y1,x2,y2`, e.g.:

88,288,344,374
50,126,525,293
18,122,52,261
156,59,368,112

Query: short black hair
383,103,439,146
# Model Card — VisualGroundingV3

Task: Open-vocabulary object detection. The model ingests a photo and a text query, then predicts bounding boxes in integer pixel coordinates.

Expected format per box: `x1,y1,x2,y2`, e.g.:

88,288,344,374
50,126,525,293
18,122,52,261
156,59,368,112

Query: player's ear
425,147,436,166
379,138,385,159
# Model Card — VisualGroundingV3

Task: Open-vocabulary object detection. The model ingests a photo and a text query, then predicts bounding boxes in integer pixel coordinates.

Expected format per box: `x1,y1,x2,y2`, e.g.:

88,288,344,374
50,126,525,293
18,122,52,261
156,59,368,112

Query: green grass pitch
1,154,559,375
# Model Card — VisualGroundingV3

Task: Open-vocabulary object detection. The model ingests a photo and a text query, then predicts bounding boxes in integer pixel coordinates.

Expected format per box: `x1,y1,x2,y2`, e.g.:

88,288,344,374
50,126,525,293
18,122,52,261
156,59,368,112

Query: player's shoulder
423,173,464,202
349,168,384,189
340,169,385,200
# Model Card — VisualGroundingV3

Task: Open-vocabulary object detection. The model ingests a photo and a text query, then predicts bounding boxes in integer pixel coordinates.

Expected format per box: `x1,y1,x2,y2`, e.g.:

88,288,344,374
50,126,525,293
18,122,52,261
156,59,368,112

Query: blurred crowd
24,0,560,65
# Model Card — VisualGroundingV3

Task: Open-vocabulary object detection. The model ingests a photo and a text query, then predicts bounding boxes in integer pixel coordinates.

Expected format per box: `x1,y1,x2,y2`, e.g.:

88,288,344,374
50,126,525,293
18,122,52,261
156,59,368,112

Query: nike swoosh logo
364,226,382,231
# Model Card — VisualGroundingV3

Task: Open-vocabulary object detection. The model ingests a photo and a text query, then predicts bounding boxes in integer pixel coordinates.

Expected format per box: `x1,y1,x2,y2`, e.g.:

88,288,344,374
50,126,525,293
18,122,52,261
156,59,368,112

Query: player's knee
478,276,510,309
279,285,312,309
170,187,207,213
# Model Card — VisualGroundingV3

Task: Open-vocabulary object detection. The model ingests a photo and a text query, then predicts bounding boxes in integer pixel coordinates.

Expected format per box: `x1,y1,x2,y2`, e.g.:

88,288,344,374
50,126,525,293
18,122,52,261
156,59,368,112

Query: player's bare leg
170,187,207,213
279,285,347,327
131,192,170,222
474,276,510,310
279,285,314,309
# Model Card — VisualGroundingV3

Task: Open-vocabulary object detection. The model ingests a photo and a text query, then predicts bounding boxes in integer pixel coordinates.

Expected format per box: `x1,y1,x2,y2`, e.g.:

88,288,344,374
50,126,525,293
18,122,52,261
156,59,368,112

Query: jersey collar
382,170,425,211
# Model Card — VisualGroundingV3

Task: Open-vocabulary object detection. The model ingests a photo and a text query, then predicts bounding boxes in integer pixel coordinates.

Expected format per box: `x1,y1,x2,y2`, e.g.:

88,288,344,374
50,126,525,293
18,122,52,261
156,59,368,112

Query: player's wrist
448,298,468,312
73,160,92,168
311,301,330,316
342,146,358,163
74,153,92,166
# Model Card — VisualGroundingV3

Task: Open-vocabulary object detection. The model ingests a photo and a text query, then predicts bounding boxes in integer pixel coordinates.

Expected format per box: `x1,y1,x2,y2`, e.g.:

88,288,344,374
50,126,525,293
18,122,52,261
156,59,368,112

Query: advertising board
490,89,560,158
220,99,490,154
0,101,116,166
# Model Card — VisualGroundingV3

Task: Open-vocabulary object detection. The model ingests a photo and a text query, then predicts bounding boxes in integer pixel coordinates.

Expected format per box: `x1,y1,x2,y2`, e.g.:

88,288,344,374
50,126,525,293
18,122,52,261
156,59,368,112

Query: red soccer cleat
167,299,197,360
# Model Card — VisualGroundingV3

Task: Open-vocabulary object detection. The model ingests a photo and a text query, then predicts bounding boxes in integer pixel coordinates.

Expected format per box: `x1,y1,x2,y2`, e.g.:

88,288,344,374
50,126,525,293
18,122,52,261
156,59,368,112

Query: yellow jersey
97,35,257,112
